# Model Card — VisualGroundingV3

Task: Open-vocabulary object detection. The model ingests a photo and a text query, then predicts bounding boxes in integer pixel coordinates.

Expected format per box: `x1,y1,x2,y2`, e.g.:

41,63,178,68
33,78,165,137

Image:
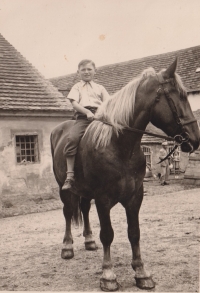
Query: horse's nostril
181,141,194,153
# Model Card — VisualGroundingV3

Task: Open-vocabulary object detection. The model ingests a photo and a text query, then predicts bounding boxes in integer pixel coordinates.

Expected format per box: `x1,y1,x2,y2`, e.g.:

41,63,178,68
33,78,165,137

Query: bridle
95,72,197,163
155,72,197,146
154,73,197,162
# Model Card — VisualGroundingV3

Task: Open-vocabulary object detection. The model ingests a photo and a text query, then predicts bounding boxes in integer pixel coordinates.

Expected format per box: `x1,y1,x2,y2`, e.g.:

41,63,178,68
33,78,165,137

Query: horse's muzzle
180,139,200,153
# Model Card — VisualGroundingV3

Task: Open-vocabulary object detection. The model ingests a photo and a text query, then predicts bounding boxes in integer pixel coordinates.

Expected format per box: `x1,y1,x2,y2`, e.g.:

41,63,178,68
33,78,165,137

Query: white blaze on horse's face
77,62,96,82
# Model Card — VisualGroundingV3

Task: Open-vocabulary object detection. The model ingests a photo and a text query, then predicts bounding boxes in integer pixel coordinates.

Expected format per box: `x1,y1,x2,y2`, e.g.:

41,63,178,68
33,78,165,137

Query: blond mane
83,67,156,149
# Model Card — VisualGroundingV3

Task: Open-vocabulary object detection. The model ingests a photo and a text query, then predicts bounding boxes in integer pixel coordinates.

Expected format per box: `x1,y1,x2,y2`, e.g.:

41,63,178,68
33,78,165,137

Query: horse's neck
116,108,150,158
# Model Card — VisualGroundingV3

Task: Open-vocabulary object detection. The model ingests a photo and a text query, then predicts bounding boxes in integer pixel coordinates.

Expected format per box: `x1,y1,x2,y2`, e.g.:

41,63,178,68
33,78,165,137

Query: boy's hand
86,111,95,121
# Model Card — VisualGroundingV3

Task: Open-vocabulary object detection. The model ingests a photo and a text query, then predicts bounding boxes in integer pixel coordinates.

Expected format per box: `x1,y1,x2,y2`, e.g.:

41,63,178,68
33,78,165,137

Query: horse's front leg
80,197,97,250
124,185,155,289
95,199,119,292
60,189,74,259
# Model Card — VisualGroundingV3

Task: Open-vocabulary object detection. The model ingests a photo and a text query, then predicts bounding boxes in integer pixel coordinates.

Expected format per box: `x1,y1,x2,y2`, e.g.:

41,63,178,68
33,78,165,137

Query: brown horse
50,59,199,291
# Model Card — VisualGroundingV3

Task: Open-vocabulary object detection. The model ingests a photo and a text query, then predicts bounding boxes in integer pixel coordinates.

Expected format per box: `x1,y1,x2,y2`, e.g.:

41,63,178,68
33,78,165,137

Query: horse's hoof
100,278,119,292
135,276,155,289
61,248,74,259
85,241,97,251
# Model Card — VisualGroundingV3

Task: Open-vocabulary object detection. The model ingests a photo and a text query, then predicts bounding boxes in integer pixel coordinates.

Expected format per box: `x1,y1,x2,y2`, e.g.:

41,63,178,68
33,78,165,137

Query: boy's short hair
78,59,96,69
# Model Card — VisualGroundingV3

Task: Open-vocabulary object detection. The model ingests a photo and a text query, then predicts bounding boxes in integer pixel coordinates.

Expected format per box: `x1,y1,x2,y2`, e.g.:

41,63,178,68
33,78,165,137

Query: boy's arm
71,101,94,121
67,84,94,120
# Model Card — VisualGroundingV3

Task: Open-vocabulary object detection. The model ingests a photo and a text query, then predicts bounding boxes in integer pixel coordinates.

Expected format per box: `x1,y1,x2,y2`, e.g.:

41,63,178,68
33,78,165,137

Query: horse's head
140,58,200,153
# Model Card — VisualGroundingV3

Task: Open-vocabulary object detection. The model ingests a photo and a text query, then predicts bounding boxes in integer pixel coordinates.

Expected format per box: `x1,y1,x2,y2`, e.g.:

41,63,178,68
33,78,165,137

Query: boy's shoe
164,181,169,185
161,183,165,186
62,178,74,190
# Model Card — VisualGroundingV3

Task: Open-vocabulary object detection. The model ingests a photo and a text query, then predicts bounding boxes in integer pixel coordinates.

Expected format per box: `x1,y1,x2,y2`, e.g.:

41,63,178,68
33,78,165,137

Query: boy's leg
160,166,166,186
62,119,90,190
164,165,170,185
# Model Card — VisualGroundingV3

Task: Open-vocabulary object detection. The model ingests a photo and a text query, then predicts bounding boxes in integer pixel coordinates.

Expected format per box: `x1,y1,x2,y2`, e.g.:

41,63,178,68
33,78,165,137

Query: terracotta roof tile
50,45,200,95
0,33,72,112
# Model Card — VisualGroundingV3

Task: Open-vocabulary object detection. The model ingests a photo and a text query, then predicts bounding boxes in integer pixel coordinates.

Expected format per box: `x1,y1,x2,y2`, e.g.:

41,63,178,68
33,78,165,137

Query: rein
97,119,178,164
95,72,197,164
98,119,175,141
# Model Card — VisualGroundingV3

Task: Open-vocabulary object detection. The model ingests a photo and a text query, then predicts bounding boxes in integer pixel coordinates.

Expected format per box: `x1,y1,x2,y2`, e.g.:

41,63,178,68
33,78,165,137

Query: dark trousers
63,119,91,157
63,107,97,157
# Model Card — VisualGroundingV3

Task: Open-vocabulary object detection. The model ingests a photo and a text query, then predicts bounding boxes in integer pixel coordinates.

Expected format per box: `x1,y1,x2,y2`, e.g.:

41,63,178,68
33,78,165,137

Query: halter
156,72,197,142
95,72,197,163
154,73,197,162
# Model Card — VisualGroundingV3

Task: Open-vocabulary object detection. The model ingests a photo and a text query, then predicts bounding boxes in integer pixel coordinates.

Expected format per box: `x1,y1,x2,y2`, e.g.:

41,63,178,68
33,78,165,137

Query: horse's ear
164,57,178,78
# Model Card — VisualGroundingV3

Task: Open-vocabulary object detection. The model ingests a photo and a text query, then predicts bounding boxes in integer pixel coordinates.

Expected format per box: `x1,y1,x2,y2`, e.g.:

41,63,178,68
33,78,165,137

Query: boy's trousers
63,107,97,157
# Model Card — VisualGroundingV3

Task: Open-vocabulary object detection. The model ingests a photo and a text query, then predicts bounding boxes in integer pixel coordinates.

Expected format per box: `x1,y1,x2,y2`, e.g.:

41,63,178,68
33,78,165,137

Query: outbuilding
0,33,72,215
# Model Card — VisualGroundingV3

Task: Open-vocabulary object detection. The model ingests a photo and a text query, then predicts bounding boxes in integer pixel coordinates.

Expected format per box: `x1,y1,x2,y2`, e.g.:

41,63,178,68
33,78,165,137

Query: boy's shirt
67,80,110,108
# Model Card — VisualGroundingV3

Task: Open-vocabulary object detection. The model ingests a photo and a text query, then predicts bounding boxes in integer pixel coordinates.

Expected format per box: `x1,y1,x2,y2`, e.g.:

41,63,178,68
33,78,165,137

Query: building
50,46,200,178
0,33,73,214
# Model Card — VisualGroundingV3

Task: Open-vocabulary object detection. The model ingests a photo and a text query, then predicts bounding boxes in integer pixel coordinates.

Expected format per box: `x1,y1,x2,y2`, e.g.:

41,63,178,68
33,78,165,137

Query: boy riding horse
62,59,110,190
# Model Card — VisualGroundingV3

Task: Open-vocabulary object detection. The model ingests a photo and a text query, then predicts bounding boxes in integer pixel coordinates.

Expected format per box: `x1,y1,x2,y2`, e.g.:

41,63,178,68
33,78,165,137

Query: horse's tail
71,193,82,227
60,189,83,227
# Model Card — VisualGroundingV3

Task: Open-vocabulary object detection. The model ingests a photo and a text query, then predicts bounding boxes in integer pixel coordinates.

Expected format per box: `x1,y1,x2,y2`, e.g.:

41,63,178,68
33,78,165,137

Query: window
168,145,180,174
142,146,152,169
15,135,39,163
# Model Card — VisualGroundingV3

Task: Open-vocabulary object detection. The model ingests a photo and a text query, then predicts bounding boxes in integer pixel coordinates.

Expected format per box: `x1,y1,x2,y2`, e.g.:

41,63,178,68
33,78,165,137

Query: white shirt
159,148,169,167
67,80,110,108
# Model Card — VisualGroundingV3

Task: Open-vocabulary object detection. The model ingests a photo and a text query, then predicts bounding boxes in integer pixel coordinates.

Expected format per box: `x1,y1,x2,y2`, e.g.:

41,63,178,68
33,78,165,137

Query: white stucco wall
188,92,200,111
0,116,66,200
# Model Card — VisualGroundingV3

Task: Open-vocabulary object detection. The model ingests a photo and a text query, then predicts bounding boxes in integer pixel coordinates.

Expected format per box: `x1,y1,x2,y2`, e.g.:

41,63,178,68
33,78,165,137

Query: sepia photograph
0,0,200,291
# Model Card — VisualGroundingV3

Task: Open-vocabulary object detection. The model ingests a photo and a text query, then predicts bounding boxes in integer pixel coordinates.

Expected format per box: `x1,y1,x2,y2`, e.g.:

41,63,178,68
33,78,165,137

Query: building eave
187,89,200,94
0,109,74,118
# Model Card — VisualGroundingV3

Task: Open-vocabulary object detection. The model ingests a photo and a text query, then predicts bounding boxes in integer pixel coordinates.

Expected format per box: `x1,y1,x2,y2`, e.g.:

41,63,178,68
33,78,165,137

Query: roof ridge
0,33,70,112
49,45,200,95
50,45,200,81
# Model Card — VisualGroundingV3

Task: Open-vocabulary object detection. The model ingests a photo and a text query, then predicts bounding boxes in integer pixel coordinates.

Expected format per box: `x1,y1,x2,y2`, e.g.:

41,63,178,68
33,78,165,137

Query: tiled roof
0,33,72,112
142,123,164,144
50,45,200,95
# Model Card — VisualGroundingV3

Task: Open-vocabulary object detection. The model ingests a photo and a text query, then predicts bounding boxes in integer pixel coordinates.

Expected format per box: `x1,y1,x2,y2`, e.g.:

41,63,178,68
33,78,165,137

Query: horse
50,58,200,291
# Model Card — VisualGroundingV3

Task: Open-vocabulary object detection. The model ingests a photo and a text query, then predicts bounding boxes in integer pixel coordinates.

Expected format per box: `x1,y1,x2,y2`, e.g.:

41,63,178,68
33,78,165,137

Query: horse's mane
83,68,187,149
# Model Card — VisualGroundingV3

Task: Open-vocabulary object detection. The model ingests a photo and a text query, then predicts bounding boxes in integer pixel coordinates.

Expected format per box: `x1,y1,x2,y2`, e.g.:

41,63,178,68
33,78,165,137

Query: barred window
168,145,180,174
142,145,152,169
15,135,39,163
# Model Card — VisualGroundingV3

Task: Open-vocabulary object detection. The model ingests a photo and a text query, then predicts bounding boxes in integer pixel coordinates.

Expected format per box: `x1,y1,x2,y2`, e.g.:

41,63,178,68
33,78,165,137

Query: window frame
11,130,42,165
15,134,40,164
168,145,181,174
141,145,152,170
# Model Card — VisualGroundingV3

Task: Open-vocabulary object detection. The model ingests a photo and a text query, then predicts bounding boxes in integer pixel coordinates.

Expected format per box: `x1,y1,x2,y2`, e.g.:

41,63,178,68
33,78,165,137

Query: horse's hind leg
80,197,97,250
60,189,74,259
123,186,155,289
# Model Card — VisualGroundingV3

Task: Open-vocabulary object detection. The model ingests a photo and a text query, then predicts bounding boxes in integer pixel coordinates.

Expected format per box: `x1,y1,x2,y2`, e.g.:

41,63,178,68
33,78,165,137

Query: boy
62,59,110,190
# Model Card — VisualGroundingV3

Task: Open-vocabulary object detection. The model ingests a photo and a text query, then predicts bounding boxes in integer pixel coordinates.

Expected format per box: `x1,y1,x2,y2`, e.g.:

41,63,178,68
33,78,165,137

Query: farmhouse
0,33,73,213
0,32,199,217
50,46,200,178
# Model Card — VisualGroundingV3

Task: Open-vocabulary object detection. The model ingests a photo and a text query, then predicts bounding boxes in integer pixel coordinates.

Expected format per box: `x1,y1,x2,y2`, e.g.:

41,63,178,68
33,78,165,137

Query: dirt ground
0,184,199,292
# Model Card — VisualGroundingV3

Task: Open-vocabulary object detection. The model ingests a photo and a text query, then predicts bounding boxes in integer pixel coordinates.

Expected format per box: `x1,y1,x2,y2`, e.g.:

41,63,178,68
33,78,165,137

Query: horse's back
51,120,75,186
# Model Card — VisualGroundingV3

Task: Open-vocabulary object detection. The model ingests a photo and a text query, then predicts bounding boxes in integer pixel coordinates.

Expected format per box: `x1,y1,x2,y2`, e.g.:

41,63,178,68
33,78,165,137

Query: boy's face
77,62,96,82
